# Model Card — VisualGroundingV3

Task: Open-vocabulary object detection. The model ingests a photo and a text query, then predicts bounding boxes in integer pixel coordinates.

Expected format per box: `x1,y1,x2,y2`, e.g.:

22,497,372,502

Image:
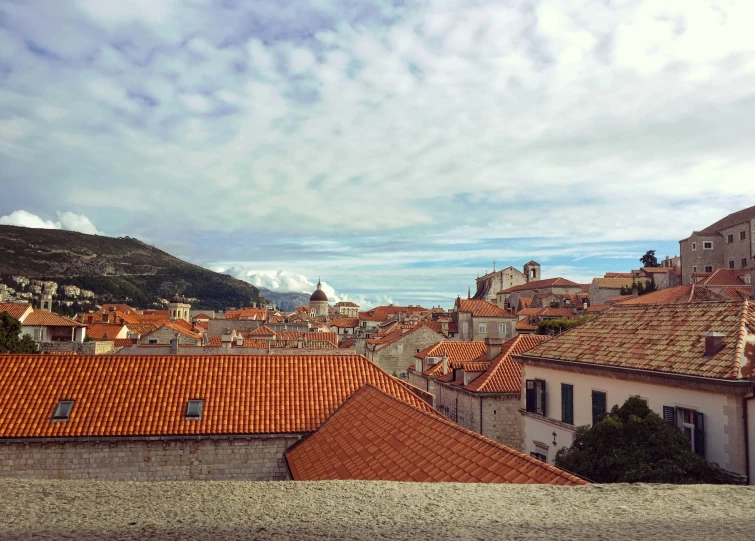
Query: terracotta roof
358,306,426,322
247,325,278,336
330,318,359,328
465,335,552,393
339,337,355,349
22,311,83,327
719,286,753,301
112,338,137,348
604,272,632,278
415,341,487,362
519,298,533,309
0,355,433,438
373,325,442,351
592,277,650,289
286,385,586,485
585,304,610,313
580,284,590,292
518,301,755,380
456,299,511,318
86,323,127,341
515,319,539,331
462,361,490,372
539,308,576,318
641,267,674,274
192,313,212,321
98,304,137,314
615,285,695,305
498,278,581,294
0,303,32,321
697,205,755,234
225,308,267,321
125,322,161,336
701,268,752,286
143,322,202,340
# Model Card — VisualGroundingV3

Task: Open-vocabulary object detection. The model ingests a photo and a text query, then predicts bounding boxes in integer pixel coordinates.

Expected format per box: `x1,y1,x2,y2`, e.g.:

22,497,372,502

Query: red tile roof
701,268,752,286
143,322,202,340
697,205,755,234
86,323,127,341
418,342,488,376
519,301,755,380
247,325,278,336
192,313,212,321
113,338,137,348
225,307,267,321
539,308,576,318
593,277,650,289
0,355,433,438
358,305,426,322
604,272,632,278
515,319,538,331
125,322,161,336
585,304,610,313
0,303,32,321
286,385,586,485
23,311,83,327
614,285,694,305
465,335,552,393
330,318,359,328
498,278,581,294
456,299,511,318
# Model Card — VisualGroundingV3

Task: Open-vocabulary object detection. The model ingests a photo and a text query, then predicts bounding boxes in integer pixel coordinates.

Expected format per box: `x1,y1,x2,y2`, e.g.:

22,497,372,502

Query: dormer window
52,400,74,422
185,399,204,420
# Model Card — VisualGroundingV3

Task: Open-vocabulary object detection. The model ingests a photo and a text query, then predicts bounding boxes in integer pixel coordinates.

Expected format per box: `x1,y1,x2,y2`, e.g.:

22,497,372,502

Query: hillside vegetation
0,225,264,310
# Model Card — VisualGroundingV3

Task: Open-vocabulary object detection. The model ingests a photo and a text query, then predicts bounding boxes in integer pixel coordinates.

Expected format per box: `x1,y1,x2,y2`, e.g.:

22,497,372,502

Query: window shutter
663,406,676,427
591,391,606,425
561,384,574,425
525,380,536,413
540,380,546,416
694,412,705,457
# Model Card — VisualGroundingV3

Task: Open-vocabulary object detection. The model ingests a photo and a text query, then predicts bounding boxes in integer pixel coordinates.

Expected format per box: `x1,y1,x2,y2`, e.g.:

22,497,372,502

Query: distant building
168,296,191,322
472,261,541,302
680,205,755,284
309,280,329,318
333,301,359,318
452,298,517,341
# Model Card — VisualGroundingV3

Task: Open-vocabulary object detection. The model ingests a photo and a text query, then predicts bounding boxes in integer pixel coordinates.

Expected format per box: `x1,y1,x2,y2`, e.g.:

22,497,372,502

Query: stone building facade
0,436,300,481
680,206,755,284
472,261,540,302
139,324,202,345
453,299,517,341
309,280,329,318
366,325,445,377
168,296,191,322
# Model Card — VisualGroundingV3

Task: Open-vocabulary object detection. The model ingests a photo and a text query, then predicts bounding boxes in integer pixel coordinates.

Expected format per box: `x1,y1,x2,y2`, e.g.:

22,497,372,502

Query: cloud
0,210,103,235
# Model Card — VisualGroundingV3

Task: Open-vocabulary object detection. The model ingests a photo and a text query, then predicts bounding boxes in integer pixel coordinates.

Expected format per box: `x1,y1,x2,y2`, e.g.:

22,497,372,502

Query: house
633,267,682,289
19,300,86,344
139,321,204,345
86,323,129,341
513,301,755,484
0,354,583,485
680,205,755,284
365,324,445,377
333,301,359,318
330,317,359,338
433,335,552,449
453,298,517,341
472,261,541,302
286,384,585,485
588,276,650,306
358,305,426,337
495,277,584,312
0,302,33,324
408,340,488,397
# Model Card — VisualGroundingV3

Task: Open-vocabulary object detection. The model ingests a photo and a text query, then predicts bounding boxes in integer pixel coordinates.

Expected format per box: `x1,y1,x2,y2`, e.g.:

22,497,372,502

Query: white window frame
677,407,696,452
703,241,713,250
498,323,507,335
478,322,486,334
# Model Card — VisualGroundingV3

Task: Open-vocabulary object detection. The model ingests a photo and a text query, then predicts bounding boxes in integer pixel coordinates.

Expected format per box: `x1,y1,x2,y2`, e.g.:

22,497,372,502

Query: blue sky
1,0,755,308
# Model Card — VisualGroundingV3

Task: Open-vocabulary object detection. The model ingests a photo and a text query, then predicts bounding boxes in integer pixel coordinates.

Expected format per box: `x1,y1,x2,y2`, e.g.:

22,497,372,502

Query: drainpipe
480,396,483,436
745,393,755,485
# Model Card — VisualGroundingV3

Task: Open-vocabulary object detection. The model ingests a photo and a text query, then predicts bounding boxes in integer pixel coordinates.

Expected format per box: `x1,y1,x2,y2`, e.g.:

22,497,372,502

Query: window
730,260,735,269
530,452,547,461
692,242,696,251
591,391,606,425
664,406,704,457
743,258,748,268
148,339,158,344
705,266,713,273
561,384,574,425
498,323,507,335
703,241,713,249
741,231,747,241
185,399,204,420
462,322,469,336
478,322,486,334
525,379,546,416
727,234,734,243
692,266,697,273
397,344,403,353
416,349,420,353
52,400,74,422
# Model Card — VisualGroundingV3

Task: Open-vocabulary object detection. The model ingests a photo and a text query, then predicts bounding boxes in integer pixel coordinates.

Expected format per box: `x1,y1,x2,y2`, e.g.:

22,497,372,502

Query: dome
310,280,328,302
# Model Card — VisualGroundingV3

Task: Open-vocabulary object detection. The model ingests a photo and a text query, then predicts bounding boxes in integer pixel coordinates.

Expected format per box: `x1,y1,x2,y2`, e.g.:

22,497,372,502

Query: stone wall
0,436,301,481
140,326,200,345
435,383,523,450
368,327,443,377
39,341,114,355
471,316,518,341
720,221,755,271
679,233,724,285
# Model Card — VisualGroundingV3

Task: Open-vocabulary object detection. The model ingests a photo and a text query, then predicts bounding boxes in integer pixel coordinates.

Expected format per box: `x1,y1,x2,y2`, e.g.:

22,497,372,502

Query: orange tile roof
614,285,694,305
23,311,83,327
604,272,632,278
418,342,488,376
358,305,426,322
498,278,581,294
0,355,433,438
697,204,755,234
143,322,202,340
465,335,552,393
113,338,137,348
192,313,212,321
539,308,576,318
0,303,32,321
517,307,544,316
86,323,127,341
372,324,443,351
701,268,752,286
515,319,539,331
519,298,533,309
125,322,161,335
456,299,512,318
593,277,650,289
225,307,267,321
247,325,278,336
286,385,586,485
585,304,610,313
339,337,355,349
462,361,490,372
98,304,138,314
519,301,755,380
330,318,359,328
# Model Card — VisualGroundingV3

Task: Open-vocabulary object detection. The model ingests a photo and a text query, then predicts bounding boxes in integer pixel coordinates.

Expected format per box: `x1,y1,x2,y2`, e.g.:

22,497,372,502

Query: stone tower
309,279,329,319
523,261,541,282
169,295,191,322
40,293,52,312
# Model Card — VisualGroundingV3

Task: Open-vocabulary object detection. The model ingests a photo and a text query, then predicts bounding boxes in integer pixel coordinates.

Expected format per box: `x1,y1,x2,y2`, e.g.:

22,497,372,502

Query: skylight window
52,400,74,422
185,399,204,420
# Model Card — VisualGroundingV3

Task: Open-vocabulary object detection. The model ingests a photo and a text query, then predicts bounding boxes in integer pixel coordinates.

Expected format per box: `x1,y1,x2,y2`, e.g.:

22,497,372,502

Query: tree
555,396,732,484
640,250,660,267
537,315,594,335
0,313,38,354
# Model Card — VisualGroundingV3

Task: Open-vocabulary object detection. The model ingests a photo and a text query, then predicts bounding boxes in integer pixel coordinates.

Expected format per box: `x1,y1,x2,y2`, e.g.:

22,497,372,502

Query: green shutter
525,380,536,413
561,384,574,425
694,412,705,457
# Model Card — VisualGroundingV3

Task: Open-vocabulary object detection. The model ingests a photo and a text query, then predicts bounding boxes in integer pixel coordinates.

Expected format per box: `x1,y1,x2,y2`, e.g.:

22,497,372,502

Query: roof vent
185,399,204,420
703,332,726,357
52,400,74,422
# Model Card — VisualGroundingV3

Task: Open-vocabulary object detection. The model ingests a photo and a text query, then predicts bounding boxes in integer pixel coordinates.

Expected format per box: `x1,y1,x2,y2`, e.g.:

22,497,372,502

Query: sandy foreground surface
1,479,754,540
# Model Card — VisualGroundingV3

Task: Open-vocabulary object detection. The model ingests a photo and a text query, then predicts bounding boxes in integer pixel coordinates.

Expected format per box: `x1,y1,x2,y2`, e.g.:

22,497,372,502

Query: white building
513,300,755,484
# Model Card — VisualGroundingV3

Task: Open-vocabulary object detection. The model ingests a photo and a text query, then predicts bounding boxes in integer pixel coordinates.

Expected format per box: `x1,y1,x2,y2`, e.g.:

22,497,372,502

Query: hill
259,288,312,312
0,225,264,310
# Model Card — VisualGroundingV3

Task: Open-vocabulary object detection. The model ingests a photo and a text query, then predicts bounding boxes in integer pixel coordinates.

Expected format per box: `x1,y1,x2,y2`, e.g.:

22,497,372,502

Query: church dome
310,280,328,302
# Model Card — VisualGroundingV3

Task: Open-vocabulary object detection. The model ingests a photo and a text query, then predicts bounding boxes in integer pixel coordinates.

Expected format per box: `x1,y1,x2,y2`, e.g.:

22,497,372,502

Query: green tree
640,250,660,267
0,313,38,354
555,396,732,484
537,315,594,335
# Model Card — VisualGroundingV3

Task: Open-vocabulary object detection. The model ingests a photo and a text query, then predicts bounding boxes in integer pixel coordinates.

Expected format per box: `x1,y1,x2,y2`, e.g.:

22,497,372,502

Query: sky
1,0,755,309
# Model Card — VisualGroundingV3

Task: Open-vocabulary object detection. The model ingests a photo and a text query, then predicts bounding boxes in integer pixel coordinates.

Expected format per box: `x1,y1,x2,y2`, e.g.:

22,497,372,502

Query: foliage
640,250,660,267
619,276,658,296
555,396,733,484
0,313,38,354
536,315,594,335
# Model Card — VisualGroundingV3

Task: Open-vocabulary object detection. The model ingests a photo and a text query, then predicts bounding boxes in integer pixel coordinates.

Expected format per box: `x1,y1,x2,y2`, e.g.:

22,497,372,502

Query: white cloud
0,210,102,235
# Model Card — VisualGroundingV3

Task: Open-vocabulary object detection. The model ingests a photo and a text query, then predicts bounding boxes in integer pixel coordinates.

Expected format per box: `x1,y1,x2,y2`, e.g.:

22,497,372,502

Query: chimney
170,337,179,355
236,336,243,346
703,332,725,357
583,302,588,310
441,353,449,375
484,337,504,361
